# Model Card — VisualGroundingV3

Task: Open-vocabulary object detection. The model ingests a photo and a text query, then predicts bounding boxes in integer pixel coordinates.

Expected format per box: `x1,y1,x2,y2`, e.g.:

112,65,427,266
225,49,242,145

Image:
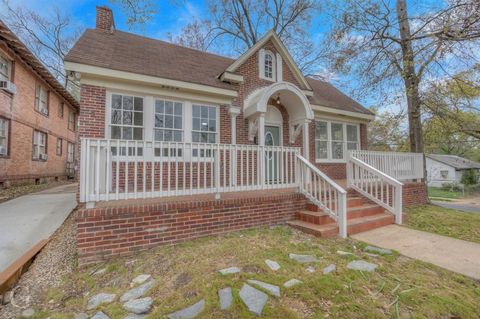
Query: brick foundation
76,190,307,266
402,181,429,206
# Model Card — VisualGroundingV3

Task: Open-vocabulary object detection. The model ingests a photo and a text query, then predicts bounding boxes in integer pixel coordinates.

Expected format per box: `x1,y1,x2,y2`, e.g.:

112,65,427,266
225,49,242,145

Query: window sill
34,109,49,118
0,155,10,159
32,158,48,162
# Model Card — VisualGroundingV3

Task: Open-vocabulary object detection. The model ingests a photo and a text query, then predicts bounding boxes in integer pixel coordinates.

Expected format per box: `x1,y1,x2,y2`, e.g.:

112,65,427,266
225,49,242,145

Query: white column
303,120,309,159
229,106,241,145
258,114,265,146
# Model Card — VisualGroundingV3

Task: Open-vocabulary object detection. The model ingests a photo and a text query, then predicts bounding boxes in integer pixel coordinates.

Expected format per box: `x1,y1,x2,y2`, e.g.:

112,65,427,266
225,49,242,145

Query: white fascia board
312,104,375,122
220,71,244,83
65,61,238,98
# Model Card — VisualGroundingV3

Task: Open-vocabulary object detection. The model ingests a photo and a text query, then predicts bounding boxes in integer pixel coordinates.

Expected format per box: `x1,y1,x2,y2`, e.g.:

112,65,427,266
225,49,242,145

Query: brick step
305,196,365,212
347,204,385,220
287,220,338,238
295,210,335,225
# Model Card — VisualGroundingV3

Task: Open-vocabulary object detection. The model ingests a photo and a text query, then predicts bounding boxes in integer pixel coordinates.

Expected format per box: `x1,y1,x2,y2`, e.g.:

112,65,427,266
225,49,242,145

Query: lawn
406,204,480,244
23,226,480,319
428,187,464,200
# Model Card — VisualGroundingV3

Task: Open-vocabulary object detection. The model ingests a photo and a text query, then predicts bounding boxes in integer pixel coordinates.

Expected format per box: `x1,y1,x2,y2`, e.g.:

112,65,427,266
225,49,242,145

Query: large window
192,104,217,143
33,130,47,160
315,120,359,162
154,99,183,142
110,94,143,140
0,55,11,81
35,83,49,116
0,117,9,157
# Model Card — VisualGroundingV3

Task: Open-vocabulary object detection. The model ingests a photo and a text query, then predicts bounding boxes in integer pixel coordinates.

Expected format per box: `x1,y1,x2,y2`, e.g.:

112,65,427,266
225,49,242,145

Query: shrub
461,169,479,186
441,182,463,192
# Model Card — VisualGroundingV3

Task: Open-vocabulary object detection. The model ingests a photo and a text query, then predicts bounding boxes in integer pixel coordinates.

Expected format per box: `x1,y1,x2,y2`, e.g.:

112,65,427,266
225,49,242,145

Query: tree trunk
396,0,424,154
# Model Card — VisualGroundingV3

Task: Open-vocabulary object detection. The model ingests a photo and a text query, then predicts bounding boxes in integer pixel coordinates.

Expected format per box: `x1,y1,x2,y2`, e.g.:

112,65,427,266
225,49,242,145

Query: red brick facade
402,182,429,206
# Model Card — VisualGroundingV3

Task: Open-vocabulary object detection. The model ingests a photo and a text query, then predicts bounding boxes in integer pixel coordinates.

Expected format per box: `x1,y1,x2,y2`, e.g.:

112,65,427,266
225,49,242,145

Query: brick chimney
96,6,115,32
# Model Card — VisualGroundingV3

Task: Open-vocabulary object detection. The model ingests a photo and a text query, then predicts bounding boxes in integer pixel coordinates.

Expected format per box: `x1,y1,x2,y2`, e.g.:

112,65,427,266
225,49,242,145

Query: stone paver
265,259,281,271
306,266,316,273
352,224,480,280
337,250,354,256
91,312,110,319
283,279,302,288
364,245,392,255
123,315,147,319
239,284,268,316
167,299,205,319
247,279,280,297
323,264,336,274
347,260,378,272
289,253,320,263
131,274,152,286
218,287,232,310
93,268,107,276
123,297,153,314
218,267,241,275
120,280,156,302
87,293,116,310
74,313,88,319
21,309,35,318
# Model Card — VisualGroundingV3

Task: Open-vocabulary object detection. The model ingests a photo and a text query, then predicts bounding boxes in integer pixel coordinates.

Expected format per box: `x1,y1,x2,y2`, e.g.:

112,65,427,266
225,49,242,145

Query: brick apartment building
0,20,80,187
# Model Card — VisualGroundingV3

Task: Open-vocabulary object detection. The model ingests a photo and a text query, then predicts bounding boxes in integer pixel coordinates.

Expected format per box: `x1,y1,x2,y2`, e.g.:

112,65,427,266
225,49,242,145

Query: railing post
79,138,87,203
215,143,221,199
338,192,348,238
395,185,403,224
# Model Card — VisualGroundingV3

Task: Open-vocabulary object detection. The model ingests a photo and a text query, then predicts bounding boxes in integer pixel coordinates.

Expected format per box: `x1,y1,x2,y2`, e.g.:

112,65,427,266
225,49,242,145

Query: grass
27,226,480,319
406,204,480,244
428,187,464,200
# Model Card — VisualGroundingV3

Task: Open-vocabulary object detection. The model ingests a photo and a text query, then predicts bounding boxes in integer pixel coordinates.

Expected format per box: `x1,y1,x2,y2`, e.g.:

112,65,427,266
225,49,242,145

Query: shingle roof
0,20,79,110
427,154,480,170
65,28,373,116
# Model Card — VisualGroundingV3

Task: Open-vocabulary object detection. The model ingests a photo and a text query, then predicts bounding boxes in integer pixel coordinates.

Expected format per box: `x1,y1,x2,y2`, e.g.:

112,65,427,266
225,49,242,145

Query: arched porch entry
244,81,314,158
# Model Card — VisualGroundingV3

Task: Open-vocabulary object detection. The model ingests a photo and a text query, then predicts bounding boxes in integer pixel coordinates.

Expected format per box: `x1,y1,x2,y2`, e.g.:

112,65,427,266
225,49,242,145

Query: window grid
110,94,144,140
192,104,217,144
315,120,359,161
56,138,63,156
67,142,74,163
264,53,273,79
0,55,10,81
0,117,8,156
35,83,49,115
154,99,183,142
33,130,47,160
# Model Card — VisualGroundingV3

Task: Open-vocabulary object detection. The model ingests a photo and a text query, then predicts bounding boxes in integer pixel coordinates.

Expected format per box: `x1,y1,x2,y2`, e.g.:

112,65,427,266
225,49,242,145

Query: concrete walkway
0,183,77,273
352,225,480,280
432,201,480,213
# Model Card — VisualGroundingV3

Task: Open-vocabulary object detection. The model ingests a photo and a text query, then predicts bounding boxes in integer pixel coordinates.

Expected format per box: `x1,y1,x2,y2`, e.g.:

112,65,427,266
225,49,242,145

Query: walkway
0,183,77,273
352,225,480,280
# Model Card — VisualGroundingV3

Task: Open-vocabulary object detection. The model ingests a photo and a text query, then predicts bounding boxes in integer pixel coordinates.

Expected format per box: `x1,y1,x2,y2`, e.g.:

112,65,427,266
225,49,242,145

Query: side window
110,94,143,140
0,54,11,81
192,104,217,143
35,83,49,116
0,117,9,156
58,100,64,118
33,130,48,160
68,109,76,131
56,138,63,156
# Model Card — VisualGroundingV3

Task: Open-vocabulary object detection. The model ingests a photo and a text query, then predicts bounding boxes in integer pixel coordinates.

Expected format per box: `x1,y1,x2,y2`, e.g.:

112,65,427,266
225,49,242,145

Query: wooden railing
296,154,348,237
349,150,424,181
79,138,300,203
347,156,403,224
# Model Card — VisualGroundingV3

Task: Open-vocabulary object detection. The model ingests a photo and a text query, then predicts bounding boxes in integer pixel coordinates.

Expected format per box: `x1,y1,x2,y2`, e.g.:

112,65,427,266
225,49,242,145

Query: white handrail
296,154,347,238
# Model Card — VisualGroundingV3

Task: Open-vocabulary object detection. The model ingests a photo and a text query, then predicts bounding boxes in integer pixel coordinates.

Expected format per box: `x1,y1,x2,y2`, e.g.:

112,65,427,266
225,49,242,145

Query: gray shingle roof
427,154,480,170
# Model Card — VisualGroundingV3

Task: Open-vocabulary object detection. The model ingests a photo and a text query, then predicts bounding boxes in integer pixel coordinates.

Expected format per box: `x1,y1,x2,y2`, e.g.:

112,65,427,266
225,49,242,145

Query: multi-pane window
56,138,63,156
264,52,274,79
58,100,64,118
68,109,76,131
33,130,47,160
154,99,183,142
110,94,143,140
315,120,359,161
192,104,217,143
0,55,11,81
67,142,74,163
35,83,49,115
0,117,9,156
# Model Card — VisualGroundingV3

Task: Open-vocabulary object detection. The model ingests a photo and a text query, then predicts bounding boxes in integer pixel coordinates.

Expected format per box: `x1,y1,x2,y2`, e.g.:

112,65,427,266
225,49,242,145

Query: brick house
65,7,428,266
0,21,80,187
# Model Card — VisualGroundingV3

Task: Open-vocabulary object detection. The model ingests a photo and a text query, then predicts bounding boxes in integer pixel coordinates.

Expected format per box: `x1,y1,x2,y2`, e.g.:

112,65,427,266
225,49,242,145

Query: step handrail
296,154,347,238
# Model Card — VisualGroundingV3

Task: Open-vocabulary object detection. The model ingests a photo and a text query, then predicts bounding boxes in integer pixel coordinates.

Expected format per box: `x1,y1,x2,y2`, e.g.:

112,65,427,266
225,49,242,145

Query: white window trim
0,117,9,156
0,54,11,81
259,49,276,82
33,130,47,160
314,119,360,163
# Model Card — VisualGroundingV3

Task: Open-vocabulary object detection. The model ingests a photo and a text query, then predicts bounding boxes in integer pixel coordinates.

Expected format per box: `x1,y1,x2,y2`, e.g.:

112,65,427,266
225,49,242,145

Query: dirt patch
173,272,192,289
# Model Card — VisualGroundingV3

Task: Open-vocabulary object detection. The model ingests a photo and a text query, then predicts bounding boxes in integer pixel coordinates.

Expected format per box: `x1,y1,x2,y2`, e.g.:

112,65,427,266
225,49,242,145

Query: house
0,21,79,187
65,6,428,266
426,154,480,187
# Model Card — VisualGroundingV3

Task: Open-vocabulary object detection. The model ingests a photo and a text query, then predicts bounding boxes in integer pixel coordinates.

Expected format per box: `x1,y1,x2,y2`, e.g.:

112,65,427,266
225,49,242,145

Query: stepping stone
306,266,316,273
87,293,116,310
93,268,107,276
283,279,302,288
364,245,392,255
74,313,88,319
247,279,280,297
265,259,280,271
120,280,156,302
131,274,152,286
167,299,205,319
218,267,240,275
123,315,147,319
337,250,354,256
239,284,268,316
323,264,336,274
347,260,378,272
123,297,153,314
91,312,110,319
218,287,232,310
21,309,35,318
289,253,320,263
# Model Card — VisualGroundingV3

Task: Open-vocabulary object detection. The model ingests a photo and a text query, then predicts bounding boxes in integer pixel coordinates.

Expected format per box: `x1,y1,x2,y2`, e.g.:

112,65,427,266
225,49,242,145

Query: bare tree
109,0,157,29
168,20,214,52
321,0,480,153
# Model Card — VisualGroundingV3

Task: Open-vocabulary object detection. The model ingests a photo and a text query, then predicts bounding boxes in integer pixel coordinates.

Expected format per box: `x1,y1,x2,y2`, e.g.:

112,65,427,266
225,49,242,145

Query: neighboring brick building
0,21,80,187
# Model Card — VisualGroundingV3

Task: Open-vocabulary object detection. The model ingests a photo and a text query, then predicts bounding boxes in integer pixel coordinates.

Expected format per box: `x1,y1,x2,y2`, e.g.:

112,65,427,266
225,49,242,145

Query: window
315,120,359,162
440,170,449,179
33,130,47,160
67,142,74,163
68,109,76,131
35,83,49,115
56,138,63,156
0,117,9,157
110,94,143,140
192,104,217,143
0,55,11,81
58,100,64,118
154,99,183,142
264,52,274,79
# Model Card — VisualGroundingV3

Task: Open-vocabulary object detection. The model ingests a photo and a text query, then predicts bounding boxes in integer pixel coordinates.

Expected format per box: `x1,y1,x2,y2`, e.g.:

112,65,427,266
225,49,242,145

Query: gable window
58,100,64,118
110,94,143,140
0,55,11,81
35,83,49,116
0,117,9,157
315,120,359,162
264,52,274,79
33,130,47,160
260,50,276,81
68,109,76,131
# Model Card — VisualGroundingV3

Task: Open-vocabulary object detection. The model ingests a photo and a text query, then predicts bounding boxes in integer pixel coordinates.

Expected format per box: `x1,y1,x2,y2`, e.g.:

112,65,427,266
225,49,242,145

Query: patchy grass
406,204,480,244
30,226,480,319
428,187,464,200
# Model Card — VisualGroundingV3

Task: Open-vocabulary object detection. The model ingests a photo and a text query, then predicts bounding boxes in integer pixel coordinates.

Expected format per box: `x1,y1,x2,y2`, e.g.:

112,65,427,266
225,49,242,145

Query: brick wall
76,191,307,266
0,44,77,186
402,182,429,206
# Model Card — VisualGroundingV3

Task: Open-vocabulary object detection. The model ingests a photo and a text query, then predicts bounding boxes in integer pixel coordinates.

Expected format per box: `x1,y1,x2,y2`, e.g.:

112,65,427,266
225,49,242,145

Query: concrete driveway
0,183,77,273
352,225,480,280
432,200,480,213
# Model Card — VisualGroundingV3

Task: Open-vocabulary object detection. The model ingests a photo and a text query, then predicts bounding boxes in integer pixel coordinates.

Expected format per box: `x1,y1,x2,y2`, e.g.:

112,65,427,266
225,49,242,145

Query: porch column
229,106,241,144
258,114,265,146
303,120,310,159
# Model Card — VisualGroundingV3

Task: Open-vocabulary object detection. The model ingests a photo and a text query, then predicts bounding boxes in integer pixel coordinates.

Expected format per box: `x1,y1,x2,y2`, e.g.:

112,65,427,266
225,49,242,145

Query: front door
265,125,280,183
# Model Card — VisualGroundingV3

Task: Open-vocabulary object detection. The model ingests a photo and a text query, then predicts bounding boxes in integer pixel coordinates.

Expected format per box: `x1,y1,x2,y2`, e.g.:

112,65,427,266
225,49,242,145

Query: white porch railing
79,138,300,203
347,156,403,224
349,150,424,181
296,154,347,238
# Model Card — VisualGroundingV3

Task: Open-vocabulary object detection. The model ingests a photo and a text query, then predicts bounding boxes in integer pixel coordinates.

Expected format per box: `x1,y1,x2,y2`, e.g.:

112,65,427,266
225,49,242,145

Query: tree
322,0,480,153
109,0,157,29
367,107,409,151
